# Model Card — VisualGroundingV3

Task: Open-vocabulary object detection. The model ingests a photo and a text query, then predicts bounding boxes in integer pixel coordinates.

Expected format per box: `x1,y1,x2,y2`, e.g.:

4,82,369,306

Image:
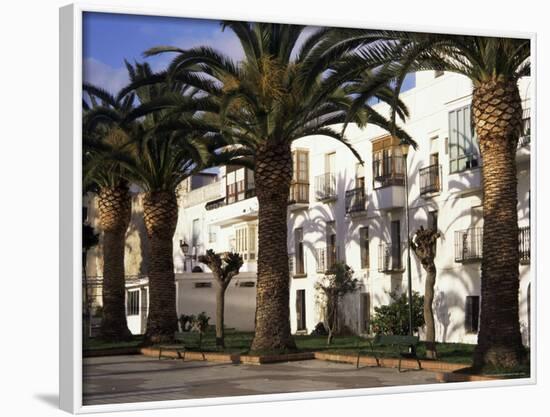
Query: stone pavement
83,355,440,405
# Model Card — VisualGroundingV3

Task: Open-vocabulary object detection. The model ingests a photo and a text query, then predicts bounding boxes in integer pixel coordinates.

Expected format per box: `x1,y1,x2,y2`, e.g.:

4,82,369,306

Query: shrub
310,322,328,336
370,291,424,335
179,314,195,332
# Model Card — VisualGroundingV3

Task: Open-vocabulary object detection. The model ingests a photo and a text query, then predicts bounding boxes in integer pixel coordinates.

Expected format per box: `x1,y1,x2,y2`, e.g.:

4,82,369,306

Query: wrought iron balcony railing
455,227,483,262
419,164,441,195
372,156,405,189
455,226,531,264
289,181,309,205
345,187,367,213
315,173,337,201
378,242,404,273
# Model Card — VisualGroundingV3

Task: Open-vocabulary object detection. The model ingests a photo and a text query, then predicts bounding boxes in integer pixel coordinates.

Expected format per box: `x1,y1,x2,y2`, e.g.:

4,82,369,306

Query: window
325,152,336,174
449,105,480,173
235,223,257,262
390,220,401,269
194,282,212,288
192,218,200,250
126,290,140,316
208,225,217,243
326,221,337,269
428,210,438,230
294,228,305,275
359,227,369,269
356,163,365,190
226,166,255,204
296,289,306,331
290,150,309,203
465,296,480,333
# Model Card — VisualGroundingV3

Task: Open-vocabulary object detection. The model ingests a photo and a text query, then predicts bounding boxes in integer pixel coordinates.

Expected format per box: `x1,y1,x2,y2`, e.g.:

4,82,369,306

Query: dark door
296,290,306,331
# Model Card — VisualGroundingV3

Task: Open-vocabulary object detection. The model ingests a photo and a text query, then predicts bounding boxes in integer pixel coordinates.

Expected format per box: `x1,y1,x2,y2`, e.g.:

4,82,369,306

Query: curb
435,372,503,382
313,351,466,372
240,352,315,365
140,348,315,364
140,347,240,363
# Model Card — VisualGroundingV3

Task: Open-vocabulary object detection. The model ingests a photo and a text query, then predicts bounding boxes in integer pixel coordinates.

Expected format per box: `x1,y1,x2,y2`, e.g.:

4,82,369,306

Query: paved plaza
83,355,440,405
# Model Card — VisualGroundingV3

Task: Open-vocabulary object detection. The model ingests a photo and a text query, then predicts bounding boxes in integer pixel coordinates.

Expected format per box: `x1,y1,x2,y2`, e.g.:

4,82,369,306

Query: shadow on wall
125,193,150,276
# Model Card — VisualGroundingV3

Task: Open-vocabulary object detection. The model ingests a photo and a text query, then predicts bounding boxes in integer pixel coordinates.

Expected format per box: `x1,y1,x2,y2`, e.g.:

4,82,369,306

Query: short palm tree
145,22,412,351
319,31,529,368
83,85,136,342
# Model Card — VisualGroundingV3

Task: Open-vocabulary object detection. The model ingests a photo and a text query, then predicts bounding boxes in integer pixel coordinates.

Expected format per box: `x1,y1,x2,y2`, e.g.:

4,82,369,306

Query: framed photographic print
60,2,536,413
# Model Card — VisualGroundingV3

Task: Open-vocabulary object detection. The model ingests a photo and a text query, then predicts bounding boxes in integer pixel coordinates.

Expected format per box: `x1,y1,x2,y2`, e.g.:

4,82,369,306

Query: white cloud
83,57,128,95
170,30,245,63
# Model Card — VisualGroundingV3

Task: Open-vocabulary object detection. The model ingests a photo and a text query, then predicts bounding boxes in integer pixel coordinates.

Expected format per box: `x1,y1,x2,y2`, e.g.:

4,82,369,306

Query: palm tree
319,31,529,368
145,23,412,351
119,62,221,343
83,85,136,342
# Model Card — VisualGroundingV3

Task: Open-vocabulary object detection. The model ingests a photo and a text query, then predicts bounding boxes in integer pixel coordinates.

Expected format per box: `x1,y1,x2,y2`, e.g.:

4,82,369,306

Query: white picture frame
59,2,537,413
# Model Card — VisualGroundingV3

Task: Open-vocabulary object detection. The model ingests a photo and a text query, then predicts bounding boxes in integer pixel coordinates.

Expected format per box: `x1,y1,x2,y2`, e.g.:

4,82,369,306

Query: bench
356,334,421,372
158,332,206,361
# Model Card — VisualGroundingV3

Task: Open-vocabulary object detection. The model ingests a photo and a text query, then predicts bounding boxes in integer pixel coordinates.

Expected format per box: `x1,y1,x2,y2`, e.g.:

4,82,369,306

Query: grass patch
83,335,144,351
85,331,524,369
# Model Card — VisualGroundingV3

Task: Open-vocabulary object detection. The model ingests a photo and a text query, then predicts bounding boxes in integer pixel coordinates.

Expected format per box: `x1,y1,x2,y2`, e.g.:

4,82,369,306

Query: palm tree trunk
424,265,437,359
215,283,226,348
250,142,297,352
472,79,526,369
97,185,132,341
143,190,179,343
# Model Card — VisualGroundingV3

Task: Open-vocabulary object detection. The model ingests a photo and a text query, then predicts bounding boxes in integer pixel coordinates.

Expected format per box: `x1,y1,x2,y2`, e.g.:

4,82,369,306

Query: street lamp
180,240,190,271
400,141,414,338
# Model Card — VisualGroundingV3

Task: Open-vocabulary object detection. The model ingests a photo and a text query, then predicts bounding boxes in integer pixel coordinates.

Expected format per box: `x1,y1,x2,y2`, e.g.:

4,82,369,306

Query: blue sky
83,12,414,94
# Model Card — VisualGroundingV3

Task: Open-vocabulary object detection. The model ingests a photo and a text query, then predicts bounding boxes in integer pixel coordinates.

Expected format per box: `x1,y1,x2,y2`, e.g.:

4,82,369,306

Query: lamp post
400,141,414,337
180,239,189,272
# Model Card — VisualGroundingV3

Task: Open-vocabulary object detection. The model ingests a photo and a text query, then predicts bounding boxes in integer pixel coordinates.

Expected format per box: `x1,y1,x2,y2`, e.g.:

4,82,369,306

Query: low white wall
175,273,256,331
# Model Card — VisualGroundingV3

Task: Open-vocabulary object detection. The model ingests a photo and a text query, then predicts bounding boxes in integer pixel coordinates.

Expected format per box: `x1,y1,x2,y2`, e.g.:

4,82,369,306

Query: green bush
370,291,424,335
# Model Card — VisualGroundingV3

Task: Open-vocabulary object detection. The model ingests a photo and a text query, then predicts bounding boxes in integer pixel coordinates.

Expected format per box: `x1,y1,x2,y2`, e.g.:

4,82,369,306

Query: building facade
84,70,532,344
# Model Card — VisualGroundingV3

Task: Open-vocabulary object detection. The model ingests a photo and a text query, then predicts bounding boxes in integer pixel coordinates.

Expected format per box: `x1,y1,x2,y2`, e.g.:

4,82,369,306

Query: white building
85,70,532,344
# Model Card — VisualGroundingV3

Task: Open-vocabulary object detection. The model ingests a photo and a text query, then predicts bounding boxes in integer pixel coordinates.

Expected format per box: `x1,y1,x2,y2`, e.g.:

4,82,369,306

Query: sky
83,12,415,95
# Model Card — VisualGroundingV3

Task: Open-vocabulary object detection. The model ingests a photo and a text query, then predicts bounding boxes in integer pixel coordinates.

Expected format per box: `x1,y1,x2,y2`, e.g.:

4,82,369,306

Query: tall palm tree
318,31,530,368
83,85,136,342
145,23,412,351
119,62,221,343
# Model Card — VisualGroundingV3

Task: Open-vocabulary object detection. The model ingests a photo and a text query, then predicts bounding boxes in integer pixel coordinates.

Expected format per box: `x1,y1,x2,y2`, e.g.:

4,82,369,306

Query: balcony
345,187,367,215
519,226,530,265
372,156,406,210
378,242,404,273
182,180,223,208
315,246,340,273
288,181,309,210
455,227,483,262
373,156,405,189
315,173,337,202
455,226,531,264
419,164,441,196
